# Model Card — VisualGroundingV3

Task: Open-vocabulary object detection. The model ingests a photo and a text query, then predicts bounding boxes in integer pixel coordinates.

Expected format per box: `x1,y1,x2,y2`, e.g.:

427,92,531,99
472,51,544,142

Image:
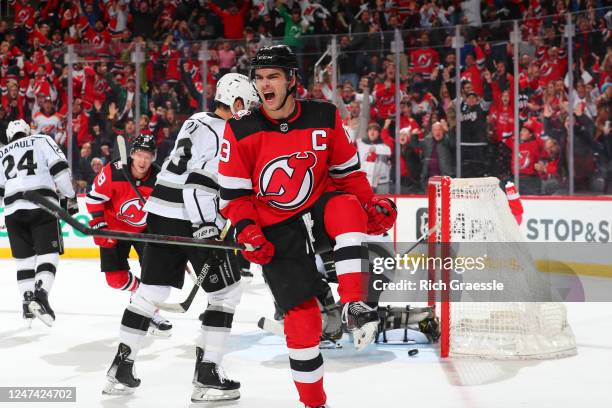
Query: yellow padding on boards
0,248,139,259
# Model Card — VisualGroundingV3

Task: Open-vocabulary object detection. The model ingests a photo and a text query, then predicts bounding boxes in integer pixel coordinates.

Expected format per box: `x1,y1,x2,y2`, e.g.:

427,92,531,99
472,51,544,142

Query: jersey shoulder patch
228,109,266,142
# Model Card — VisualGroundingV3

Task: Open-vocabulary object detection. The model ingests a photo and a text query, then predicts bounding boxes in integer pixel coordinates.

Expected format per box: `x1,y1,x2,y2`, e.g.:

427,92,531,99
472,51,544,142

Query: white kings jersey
0,134,75,216
144,111,226,228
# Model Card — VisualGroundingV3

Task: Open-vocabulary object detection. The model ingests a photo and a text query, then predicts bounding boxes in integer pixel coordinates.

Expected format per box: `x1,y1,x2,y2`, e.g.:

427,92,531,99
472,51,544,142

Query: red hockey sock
284,298,326,407
105,270,140,292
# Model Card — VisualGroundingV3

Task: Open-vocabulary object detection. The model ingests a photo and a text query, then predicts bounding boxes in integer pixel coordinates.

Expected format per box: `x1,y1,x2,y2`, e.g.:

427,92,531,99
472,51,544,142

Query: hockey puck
408,348,419,356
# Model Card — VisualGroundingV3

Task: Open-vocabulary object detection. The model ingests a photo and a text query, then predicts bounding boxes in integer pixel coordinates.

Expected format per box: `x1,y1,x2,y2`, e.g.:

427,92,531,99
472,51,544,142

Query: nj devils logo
258,152,317,210
116,198,147,227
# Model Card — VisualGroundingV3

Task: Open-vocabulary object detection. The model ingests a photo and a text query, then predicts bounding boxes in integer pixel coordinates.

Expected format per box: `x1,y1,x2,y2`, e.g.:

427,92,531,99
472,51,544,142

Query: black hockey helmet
130,134,156,157
249,45,298,80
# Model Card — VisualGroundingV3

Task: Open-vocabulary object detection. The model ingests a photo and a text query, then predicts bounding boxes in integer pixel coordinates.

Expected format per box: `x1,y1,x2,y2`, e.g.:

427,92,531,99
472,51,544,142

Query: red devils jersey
219,100,374,228
86,159,159,233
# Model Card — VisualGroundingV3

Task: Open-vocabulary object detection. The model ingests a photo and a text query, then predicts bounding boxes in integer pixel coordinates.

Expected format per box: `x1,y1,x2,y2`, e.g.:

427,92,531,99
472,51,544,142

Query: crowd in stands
0,0,610,195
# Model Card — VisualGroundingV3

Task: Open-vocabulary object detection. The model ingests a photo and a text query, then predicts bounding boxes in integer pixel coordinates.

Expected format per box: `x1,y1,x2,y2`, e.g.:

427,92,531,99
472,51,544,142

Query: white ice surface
1,259,611,408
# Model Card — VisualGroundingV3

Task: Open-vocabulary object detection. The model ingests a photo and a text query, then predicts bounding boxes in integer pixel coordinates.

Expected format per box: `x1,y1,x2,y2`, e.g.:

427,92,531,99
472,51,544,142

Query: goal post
427,176,577,359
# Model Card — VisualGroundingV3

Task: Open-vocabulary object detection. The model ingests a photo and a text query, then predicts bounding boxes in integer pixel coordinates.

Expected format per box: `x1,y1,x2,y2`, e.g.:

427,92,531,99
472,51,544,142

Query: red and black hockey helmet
249,45,298,79
130,134,156,156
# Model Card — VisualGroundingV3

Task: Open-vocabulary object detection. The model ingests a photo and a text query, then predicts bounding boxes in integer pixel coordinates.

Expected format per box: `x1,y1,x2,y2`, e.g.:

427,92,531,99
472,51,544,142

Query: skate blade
28,302,54,327
190,387,240,402
148,327,172,338
320,340,343,349
102,380,136,395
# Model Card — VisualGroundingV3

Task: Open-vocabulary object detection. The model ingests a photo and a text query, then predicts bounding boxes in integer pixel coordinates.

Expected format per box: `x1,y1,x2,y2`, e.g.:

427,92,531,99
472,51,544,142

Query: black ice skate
191,347,240,402
149,310,172,337
102,343,141,395
342,301,380,351
320,302,343,349
28,281,55,327
22,291,34,325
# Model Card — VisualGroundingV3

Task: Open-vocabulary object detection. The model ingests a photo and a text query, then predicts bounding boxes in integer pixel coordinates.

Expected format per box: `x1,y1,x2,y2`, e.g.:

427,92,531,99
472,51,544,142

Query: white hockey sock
35,253,59,293
197,324,229,365
16,256,36,296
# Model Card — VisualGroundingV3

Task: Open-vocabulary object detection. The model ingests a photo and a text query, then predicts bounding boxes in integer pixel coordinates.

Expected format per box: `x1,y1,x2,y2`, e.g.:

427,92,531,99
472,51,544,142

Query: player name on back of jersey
0,138,35,157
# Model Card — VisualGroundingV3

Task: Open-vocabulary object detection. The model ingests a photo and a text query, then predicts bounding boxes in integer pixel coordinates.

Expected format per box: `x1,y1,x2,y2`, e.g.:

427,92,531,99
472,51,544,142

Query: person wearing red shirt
373,64,406,119
461,52,484,97
409,32,440,80
516,126,542,194
208,0,250,40
219,46,396,408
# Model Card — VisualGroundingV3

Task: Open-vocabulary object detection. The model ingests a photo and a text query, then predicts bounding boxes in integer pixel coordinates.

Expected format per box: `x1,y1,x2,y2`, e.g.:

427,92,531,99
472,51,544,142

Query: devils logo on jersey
258,151,317,210
116,198,147,227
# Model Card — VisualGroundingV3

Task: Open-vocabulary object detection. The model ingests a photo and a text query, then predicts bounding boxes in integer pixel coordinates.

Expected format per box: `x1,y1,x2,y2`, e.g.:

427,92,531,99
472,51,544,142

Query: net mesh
432,177,577,359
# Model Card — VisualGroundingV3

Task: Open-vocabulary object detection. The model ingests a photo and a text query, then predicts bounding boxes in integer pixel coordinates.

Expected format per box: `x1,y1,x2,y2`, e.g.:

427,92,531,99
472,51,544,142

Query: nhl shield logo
280,122,288,133
210,274,219,284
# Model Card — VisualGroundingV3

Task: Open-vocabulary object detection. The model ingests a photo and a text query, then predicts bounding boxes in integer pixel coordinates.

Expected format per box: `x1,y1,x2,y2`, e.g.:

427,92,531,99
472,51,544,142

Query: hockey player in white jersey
103,73,260,401
0,119,77,326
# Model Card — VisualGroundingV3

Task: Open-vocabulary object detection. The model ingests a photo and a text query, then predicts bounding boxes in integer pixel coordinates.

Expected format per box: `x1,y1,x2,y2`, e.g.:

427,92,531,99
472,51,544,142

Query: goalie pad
376,305,440,344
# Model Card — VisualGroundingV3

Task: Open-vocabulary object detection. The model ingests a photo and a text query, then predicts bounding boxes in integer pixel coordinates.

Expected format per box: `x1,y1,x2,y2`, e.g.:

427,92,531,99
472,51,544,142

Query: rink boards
1,195,612,264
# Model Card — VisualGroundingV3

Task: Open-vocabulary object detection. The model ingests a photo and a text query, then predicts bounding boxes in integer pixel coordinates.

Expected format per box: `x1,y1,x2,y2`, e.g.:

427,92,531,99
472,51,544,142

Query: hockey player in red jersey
218,45,398,408
85,135,170,335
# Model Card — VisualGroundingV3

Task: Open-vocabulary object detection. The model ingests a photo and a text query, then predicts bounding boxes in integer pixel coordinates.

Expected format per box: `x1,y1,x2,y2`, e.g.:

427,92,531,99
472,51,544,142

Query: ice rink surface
1,258,611,408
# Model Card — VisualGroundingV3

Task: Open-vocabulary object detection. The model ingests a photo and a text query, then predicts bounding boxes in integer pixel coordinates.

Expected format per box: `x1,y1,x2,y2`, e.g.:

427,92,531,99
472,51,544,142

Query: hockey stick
401,225,439,256
116,135,147,206
24,191,250,251
153,221,233,313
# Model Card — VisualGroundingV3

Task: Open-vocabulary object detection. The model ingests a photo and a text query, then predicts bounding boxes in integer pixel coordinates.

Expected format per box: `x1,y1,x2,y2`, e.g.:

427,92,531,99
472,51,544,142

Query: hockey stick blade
23,191,249,251
257,317,285,336
153,263,211,313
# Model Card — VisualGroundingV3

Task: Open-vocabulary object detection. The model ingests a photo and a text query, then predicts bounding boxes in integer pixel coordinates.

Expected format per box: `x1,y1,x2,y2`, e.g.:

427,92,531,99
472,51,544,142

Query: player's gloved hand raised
237,223,275,265
365,196,397,235
89,218,117,248
192,223,220,240
61,196,79,216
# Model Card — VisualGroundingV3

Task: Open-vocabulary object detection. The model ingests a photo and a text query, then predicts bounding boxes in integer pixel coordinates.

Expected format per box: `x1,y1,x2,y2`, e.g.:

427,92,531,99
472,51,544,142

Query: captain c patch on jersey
257,151,317,210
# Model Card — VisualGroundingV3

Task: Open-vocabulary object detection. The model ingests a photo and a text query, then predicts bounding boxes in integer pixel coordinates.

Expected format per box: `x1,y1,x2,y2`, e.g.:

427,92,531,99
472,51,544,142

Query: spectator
75,142,93,191
419,120,455,190
535,138,563,194
31,96,62,142
131,1,157,40
357,122,392,192
460,91,489,177
109,77,147,124
208,0,250,40
516,126,542,194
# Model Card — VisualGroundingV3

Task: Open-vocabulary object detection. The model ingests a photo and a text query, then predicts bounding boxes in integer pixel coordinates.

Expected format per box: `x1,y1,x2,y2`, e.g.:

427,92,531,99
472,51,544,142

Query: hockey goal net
427,176,577,359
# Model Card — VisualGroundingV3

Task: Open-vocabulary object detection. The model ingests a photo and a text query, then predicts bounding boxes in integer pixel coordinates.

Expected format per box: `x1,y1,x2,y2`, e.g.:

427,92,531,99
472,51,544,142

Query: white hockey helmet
6,119,31,142
214,73,259,114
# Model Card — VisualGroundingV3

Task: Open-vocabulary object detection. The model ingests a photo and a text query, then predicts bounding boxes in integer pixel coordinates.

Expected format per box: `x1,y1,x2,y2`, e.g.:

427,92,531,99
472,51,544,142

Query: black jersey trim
150,184,183,204
49,161,69,177
185,171,219,191
329,161,361,177
220,187,252,201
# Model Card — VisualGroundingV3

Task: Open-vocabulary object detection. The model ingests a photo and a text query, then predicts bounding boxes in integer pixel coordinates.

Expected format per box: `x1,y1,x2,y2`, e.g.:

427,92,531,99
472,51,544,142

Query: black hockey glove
61,196,79,216
192,222,220,240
